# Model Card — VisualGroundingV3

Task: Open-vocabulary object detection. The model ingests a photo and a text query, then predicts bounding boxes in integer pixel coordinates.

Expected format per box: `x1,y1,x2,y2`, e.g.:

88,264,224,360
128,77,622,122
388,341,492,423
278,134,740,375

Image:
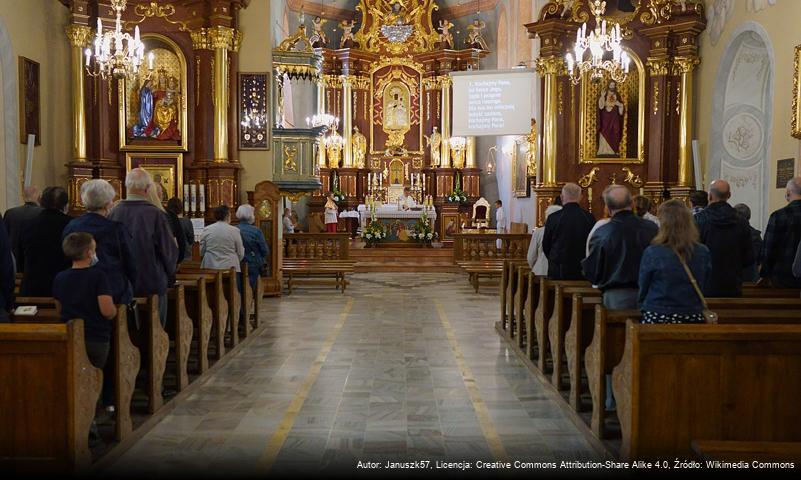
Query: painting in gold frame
792,45,801,138
18,56,40,145
578,48,645,164
119,34,188,152
125,153,183,203
369,58,425,156
512,137,530,198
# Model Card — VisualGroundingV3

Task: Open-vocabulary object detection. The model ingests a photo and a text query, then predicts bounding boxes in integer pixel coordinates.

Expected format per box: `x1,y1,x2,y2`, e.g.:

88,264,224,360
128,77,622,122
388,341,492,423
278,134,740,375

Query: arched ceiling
285,0,502,21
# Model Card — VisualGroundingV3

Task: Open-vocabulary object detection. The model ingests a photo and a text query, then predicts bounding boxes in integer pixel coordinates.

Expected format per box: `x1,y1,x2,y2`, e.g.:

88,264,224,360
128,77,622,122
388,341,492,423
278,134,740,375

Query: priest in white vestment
401,187,416,210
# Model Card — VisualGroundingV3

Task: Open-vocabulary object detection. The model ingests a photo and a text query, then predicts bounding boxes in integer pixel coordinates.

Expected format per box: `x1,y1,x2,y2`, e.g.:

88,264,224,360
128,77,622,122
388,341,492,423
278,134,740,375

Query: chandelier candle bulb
148,51,154,70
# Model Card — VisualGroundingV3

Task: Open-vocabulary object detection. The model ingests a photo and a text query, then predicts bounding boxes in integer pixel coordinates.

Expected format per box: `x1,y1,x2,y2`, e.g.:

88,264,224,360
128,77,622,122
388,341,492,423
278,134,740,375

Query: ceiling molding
438,0,502,19
285,0,356,22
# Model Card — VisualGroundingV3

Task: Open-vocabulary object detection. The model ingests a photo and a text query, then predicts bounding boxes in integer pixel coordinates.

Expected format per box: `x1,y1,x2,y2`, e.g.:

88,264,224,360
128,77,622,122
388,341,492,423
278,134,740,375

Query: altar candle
199,184,206,213
190,184,197,213
148,51,154,70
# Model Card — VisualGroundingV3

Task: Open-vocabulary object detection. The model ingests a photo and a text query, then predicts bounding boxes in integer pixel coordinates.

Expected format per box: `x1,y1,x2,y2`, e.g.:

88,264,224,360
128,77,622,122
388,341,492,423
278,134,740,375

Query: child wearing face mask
53,232,116,371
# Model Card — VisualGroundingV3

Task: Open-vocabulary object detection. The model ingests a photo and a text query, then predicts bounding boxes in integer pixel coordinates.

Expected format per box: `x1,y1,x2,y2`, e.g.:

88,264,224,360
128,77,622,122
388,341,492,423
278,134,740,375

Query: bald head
125,168,153,197
787,177,801,201
22,185,40,204
603,185,632,213
561,183,582,204
708,179,731,203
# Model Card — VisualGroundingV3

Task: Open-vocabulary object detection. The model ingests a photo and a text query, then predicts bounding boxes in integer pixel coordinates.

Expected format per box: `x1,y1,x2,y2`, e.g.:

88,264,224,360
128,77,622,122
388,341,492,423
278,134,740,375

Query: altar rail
452,233,531,262
284,233,351,260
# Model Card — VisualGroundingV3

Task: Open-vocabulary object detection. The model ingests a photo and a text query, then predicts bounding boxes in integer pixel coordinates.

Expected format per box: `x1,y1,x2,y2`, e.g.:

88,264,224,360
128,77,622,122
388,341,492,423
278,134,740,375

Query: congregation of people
0,168,269,435
527,176,801,324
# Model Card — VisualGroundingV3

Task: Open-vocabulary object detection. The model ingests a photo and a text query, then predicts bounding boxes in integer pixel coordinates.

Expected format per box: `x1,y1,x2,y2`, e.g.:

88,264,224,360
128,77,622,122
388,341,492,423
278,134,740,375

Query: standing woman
236,204,269,293
324,193,338,233
638,199,712,324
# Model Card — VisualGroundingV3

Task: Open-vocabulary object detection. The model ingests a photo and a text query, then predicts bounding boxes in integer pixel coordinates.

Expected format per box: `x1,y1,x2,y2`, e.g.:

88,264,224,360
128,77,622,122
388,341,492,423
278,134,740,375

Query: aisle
103,273,600,476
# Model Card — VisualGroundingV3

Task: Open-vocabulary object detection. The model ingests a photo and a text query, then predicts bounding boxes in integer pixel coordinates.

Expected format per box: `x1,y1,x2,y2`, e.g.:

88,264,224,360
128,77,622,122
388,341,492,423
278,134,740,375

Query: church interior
1,0,801,476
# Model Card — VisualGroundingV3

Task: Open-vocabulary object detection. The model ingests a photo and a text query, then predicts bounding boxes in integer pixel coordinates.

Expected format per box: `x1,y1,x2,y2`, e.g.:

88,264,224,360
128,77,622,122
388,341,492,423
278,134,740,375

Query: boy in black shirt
53,232,116,416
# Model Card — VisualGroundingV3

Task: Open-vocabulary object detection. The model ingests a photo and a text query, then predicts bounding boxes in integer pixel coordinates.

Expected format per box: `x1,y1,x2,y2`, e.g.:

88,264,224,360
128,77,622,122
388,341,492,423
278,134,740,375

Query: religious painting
125,153,183,204
512,138,530,197
792,45,801,139
579,49,645,164
238,72,270,150
776,158,796,188
370,58,424,156
441,212,462,241
18,57,40,145
119,34,188,152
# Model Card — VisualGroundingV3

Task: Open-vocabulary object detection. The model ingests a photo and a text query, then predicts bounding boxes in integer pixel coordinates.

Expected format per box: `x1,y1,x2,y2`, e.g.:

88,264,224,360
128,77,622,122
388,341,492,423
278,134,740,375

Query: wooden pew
500,260,528,335
239,263,253,339
175,271,228,359
166,284,193,391
532,279,591,371
459,260,504,293
564,290,603,410
180,267,239,348
12,298,141,442
586,299,801,439
133,295,169,414
613,322,801,460
549,285,599,390
282,259,355,294
175,277,212,374
512,264,531,349
523,273,541,360
0,320,101,472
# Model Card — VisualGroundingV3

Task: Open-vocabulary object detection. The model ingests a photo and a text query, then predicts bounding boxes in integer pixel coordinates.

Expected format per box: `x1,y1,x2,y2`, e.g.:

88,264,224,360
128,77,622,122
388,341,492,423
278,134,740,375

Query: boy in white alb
495,200,506,249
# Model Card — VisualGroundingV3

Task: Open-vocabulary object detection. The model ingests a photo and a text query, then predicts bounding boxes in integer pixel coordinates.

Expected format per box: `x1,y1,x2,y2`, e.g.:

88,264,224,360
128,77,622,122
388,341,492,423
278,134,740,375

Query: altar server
495,200,506,249
325,193,339,233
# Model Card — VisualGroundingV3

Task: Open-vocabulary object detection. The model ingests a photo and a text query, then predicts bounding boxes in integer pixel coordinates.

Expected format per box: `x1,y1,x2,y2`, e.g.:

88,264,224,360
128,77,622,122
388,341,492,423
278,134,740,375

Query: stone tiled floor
104,273,600,476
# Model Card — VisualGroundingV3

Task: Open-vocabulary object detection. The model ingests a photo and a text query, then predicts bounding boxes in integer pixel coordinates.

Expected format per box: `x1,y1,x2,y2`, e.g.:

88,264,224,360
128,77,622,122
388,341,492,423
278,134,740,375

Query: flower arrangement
331,188,346,203
447,186,467,204
409,210,438,245
362,220,386,246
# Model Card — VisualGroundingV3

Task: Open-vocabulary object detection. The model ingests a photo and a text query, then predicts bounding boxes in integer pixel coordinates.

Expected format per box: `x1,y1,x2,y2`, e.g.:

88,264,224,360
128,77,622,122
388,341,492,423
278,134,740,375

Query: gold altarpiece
527,0,706,224
299,0,489,236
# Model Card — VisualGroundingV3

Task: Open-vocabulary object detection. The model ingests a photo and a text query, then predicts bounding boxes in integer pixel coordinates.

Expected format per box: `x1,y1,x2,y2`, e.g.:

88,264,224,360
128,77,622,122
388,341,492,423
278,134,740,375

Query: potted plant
362,220,386,247
447,186,467,204
409,211,438,246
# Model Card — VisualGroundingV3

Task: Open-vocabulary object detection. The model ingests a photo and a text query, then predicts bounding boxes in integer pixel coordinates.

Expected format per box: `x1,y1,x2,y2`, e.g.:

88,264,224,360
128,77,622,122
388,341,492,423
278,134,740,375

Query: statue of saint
424,126,442,167
132,76,155,138
526,119,537,175
597,80,624,156
438,19,454,49
155,92,181,141
310,16,328,48
352,126,367,168
339,19,356,48
466,18,488,50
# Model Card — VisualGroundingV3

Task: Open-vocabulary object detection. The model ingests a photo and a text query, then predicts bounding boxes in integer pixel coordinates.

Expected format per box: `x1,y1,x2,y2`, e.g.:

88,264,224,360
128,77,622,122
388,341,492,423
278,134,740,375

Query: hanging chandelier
381,22,414,44
565,0,630,86
84,0,147,81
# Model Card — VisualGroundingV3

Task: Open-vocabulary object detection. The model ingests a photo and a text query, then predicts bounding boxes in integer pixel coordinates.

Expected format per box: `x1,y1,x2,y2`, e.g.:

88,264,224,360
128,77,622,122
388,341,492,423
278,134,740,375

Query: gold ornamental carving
64,24,92,47
652,80,659,115
792,45,801,139
578,167,600,188
672,56,700,75
646,57,672,77
191,27,240,51
422,77,442,91
640,0,673,25
352,76,371,91
276,24,314,53
353,0,440,55
124,2,189,32
535,56,565,76
621,167,643,188
283,144,298,172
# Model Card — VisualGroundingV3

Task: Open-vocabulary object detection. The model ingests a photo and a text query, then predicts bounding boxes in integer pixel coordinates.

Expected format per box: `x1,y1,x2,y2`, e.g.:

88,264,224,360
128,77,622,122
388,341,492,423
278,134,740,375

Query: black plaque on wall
776,158,796,188
238,73,269,150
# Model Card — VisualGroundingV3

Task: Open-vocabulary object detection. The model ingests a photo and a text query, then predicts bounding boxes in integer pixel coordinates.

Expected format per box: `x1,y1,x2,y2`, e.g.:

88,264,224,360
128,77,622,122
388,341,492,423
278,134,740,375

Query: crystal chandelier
565,0,630,86
84,0,147,81
381,22,414,43
306,113,339,131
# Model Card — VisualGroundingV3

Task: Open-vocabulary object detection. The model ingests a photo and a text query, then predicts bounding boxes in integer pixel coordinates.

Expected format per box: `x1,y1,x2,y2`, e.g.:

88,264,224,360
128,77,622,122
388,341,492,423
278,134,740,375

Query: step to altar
350,242,459,273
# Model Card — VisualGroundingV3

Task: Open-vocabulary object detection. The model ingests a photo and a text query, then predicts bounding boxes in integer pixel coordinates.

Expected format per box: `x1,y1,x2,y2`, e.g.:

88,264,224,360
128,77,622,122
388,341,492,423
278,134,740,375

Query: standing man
689,190,708,217
694,179,755,297
583,185,658,308
283,208,295,234
495,200,506,233
108,168,178,326
760,177,801,288
3,185,42,270
543,183,595,280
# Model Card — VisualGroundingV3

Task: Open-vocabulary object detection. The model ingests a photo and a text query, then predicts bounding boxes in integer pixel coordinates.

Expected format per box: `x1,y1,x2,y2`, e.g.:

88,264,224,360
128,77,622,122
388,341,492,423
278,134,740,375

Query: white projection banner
451,69,535,137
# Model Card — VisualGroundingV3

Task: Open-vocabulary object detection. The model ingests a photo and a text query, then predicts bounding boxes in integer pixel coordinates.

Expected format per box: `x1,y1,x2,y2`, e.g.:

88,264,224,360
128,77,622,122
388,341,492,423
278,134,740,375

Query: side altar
273,0,490,236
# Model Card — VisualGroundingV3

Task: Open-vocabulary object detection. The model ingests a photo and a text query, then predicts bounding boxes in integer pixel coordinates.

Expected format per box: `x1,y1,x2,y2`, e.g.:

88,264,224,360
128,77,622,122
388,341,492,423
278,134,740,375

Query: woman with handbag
638,199,713,324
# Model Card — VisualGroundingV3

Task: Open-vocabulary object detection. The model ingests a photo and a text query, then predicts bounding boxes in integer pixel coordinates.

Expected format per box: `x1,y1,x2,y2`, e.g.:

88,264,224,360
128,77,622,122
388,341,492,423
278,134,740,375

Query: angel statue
309,16,328,48
339,19,356,48
466,18,488,50
438,19,454,49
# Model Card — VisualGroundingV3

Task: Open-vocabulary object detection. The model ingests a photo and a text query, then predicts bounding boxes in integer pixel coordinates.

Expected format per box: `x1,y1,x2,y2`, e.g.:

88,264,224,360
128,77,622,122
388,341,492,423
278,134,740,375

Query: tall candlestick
190,184,197,213
183,184,189,213
199,184,206,213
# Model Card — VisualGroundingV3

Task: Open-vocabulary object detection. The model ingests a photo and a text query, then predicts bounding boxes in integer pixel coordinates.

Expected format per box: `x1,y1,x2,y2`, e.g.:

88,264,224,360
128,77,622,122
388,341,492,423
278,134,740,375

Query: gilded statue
340,19,357,48
424,126,442,167
154,91,181,141
382,84,411,149
438,19,454,49
466,18,488,50
352,126,367,168
310,16,328,48
526,119,537,176
326,139,343,168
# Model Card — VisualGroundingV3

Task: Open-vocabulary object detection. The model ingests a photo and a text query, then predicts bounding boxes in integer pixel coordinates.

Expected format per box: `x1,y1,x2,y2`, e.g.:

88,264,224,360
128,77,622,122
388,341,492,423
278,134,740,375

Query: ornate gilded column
675,56,700,188
210,26,235,163
65,24,91,162
315,79,327,169
341,75,354,168
465,136,476,168
440,75,452,168
536,56,561,187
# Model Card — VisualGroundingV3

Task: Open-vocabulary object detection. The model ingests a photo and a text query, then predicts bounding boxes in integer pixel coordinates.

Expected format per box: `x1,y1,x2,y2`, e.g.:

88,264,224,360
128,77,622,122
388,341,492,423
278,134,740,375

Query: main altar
274,0,490,240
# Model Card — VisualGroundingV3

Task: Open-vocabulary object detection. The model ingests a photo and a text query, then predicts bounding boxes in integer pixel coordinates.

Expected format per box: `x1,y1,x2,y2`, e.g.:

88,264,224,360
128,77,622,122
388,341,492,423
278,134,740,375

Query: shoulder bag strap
673,248,708,310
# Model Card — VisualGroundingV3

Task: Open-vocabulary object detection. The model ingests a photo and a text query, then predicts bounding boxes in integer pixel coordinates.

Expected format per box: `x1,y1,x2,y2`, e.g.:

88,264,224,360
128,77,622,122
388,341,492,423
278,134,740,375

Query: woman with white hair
527,204,562,276
236,204,269,293
62,179,137,414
